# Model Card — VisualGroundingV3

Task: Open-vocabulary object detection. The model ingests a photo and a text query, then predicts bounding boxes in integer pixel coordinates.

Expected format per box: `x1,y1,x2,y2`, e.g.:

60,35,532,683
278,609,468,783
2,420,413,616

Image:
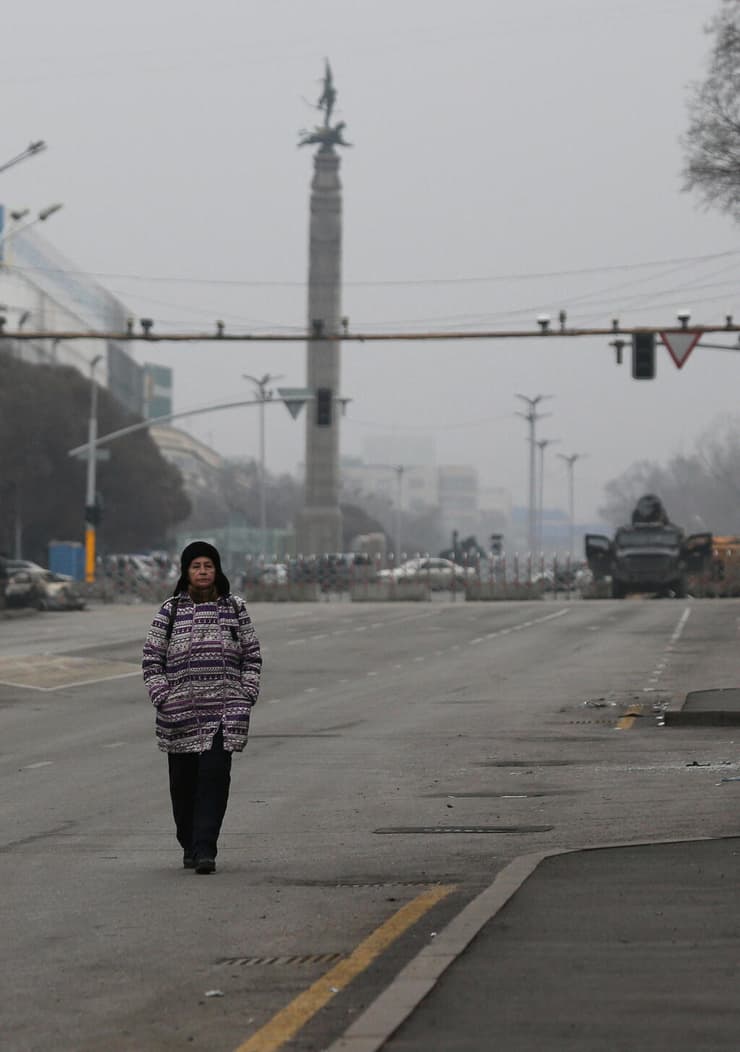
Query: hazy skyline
2,0,737,524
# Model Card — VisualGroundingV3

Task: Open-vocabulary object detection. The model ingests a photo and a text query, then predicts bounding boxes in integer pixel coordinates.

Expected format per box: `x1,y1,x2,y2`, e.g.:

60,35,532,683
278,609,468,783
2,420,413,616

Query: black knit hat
175,540,230,596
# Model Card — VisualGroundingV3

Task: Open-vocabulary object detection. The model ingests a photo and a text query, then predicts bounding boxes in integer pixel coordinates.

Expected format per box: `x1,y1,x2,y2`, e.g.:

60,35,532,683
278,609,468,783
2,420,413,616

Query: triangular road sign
277,386,312,419
659,330,702,370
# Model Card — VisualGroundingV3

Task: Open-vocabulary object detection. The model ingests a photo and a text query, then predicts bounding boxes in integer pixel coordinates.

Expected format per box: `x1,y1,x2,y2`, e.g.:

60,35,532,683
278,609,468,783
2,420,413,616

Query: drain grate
276,878,441,889
424,790,577,799
476,760,574,767
216,952,344,968
250,733,340,739
373,825,553,835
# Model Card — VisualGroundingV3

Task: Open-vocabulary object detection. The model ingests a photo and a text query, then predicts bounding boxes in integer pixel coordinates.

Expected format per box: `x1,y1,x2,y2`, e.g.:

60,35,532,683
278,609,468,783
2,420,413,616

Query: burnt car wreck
585,495,712,599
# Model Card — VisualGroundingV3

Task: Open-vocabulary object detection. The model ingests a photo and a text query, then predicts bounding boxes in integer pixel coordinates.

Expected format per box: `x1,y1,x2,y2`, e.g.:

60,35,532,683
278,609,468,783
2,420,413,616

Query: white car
378,557,473,591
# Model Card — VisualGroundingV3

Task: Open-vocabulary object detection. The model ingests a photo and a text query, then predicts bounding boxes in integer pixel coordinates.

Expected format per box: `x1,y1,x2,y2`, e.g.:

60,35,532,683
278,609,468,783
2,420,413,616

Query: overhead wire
5,248,740,291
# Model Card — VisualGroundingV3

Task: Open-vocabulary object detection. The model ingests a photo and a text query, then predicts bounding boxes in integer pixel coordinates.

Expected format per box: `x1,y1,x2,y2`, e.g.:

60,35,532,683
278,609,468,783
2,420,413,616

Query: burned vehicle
585,496,712,599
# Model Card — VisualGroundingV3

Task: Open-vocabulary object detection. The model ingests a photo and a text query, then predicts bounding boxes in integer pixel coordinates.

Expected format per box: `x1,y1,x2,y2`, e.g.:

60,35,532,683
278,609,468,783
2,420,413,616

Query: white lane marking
287,638,307,646
102,742,127,749
23,761,53,769
469,638,483,646
642,606,692,694
670,607,691,644
268,698,283,705
0,669,143,693
305,687,317,694
366,671,378,677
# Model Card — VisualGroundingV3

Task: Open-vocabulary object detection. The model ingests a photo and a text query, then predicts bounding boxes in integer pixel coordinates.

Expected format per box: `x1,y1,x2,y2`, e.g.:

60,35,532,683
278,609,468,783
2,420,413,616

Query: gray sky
2,0,737,523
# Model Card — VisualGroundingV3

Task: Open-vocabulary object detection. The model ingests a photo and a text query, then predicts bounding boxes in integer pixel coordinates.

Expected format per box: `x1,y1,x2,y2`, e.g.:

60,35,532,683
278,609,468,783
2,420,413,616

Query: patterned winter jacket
142,592,262,753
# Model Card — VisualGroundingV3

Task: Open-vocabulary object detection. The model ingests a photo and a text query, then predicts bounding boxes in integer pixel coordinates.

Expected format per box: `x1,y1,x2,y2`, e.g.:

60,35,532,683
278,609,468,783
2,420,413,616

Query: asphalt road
1,596,739,1051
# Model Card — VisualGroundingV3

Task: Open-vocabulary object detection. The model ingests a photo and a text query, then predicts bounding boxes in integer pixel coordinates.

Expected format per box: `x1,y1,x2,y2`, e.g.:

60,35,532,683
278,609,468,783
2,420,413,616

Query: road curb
324,834,737,1052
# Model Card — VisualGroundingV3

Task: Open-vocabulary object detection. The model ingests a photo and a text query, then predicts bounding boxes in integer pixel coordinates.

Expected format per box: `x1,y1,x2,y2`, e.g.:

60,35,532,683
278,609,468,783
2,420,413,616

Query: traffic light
631,332,656,380
85,501,103,526
316,387,332,427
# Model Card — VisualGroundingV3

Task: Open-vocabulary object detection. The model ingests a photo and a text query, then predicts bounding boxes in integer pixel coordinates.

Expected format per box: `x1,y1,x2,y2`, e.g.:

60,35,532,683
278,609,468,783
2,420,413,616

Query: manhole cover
373,825,553,835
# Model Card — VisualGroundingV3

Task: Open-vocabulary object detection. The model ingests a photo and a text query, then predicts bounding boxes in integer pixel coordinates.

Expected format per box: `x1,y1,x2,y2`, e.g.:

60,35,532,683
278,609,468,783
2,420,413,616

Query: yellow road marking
616,703,643,730
233,884,455,1052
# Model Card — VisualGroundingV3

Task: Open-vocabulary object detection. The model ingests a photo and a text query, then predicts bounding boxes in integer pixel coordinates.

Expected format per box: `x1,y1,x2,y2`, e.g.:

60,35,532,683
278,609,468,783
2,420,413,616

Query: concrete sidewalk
329,836,740,1051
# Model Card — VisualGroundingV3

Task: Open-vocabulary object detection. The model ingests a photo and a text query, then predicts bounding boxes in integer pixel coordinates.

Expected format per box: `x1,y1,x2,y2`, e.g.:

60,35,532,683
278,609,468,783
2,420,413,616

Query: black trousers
167,726,232,860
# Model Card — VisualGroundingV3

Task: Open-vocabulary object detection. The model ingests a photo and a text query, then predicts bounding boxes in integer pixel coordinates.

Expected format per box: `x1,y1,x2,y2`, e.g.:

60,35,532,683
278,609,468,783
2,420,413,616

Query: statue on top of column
298,60,352,150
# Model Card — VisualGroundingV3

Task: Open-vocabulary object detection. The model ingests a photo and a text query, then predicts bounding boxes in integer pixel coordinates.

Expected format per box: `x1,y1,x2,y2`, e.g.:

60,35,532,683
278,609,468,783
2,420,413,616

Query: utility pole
536,438,559,554
243,372,284,554
394,465,405,563
85,355,102,582
516,394,550,555
557,453,584,561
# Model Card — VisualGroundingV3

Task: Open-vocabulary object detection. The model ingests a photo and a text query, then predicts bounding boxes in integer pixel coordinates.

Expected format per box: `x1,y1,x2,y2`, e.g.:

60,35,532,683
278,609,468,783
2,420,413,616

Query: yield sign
277,386,312,419
659,330,702,370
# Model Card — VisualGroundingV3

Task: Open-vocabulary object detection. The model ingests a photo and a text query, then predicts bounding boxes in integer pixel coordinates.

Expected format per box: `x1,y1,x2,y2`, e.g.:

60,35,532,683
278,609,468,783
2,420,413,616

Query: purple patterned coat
142,592,262,753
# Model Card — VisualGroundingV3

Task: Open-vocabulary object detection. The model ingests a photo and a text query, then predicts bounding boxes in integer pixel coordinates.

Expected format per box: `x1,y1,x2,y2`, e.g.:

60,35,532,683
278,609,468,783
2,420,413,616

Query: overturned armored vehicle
585,495,712,599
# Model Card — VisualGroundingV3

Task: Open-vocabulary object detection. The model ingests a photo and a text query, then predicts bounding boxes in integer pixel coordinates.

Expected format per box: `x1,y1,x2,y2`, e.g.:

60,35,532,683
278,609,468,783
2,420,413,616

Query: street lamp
243,372,284,554
394,465,405,564
85,355,103,583
557,453,585,561
0,140,47,176
516,394,551,554
0,202,63,255
536,438,559,554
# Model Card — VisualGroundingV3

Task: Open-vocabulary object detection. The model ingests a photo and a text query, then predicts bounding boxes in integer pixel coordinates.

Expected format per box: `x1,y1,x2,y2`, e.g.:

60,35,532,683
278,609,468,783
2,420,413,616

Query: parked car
287,553,377,591
378,557,473,591
250,563,288,586
5,567,86,611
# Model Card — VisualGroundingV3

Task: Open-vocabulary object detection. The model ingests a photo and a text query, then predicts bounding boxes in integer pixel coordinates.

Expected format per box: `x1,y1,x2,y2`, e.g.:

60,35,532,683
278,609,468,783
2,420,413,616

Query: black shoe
183,854,196,869
195,857,216,875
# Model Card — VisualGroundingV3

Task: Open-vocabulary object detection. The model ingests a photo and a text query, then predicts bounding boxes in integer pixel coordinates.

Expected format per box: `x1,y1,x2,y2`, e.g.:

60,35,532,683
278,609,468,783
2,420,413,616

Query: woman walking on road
142,541,262,874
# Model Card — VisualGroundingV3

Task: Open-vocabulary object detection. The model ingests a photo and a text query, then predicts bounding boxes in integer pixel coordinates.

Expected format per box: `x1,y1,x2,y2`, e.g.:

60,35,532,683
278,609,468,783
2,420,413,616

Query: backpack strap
228,595,241,641
165,595,180,642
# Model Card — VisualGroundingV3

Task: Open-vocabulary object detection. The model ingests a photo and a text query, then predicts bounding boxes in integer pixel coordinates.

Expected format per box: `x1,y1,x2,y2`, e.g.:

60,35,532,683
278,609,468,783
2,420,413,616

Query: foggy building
0,207,167,420
438,465,479,540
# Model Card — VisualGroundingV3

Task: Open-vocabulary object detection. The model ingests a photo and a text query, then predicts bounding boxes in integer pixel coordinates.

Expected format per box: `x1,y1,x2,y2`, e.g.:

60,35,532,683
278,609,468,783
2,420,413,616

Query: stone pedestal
297,145,344,555
294,504,342,558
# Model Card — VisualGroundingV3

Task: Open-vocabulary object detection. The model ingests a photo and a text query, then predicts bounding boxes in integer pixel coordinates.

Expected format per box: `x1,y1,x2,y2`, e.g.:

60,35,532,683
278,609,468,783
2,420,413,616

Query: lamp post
536,438,559,554
0,140,46,176
0,202,63,254
516,394,551,555
557,453,584,561
85,355,103,583
243,372,284,554
394,465,405,564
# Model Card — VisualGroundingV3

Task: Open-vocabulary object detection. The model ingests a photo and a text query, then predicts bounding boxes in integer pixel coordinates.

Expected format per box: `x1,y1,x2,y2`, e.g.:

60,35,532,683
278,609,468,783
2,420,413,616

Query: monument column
295,63,350,556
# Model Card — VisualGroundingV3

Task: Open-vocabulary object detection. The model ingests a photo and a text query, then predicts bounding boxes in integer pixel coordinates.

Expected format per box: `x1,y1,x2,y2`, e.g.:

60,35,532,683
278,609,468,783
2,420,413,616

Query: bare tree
599,414,740,534
682,0,740,219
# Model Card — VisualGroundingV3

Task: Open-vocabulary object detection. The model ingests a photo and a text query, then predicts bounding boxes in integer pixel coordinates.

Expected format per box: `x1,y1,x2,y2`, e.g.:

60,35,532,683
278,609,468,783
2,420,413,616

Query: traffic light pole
84,356,102,583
